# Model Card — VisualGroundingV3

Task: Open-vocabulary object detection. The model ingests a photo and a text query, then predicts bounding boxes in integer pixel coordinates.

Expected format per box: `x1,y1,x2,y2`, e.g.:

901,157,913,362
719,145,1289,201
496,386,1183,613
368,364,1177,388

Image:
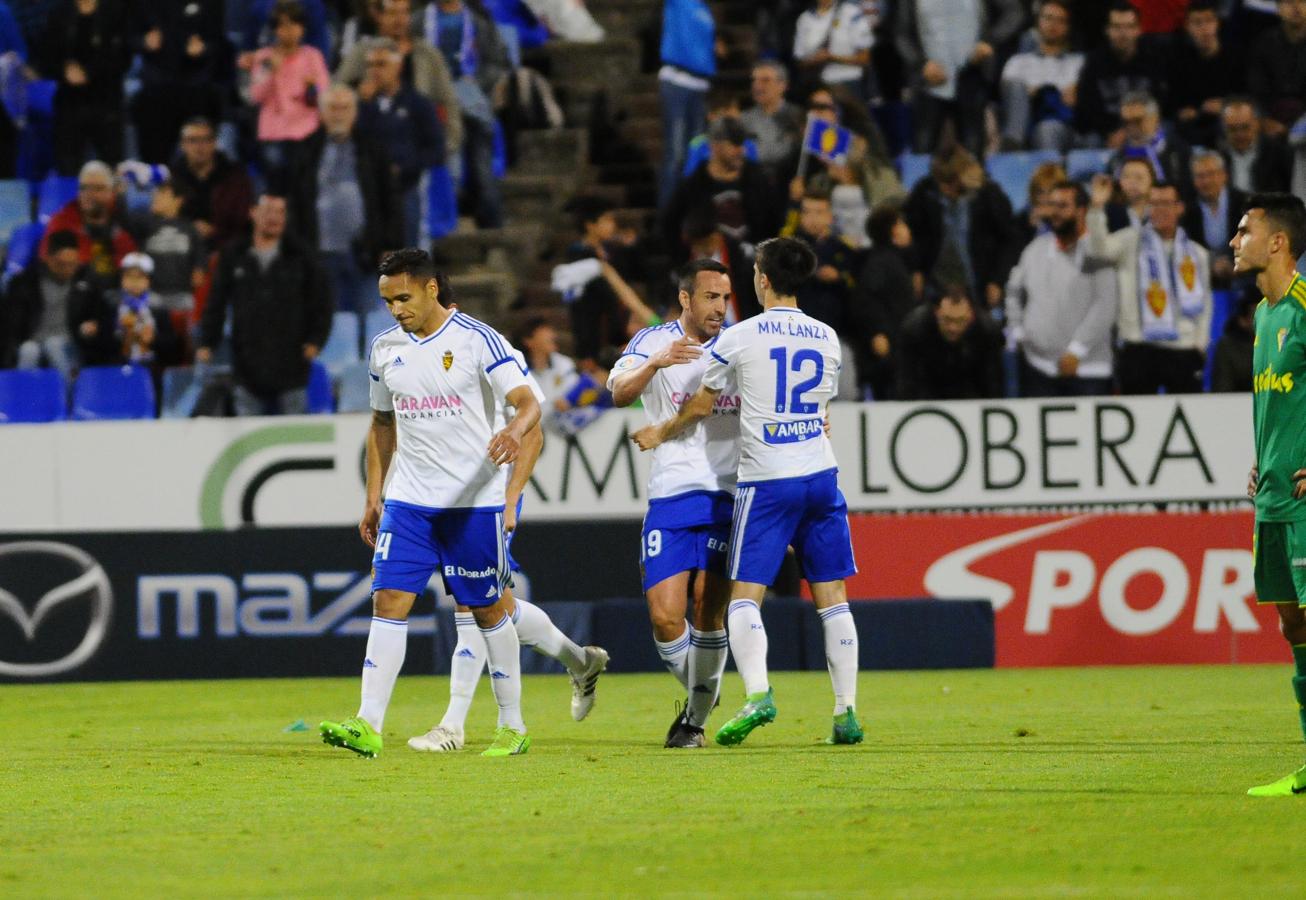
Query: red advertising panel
842,511,1285,667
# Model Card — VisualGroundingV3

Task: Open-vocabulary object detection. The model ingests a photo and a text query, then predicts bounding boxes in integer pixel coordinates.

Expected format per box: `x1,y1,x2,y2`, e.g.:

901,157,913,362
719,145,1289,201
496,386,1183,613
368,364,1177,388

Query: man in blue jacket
659,0,718,209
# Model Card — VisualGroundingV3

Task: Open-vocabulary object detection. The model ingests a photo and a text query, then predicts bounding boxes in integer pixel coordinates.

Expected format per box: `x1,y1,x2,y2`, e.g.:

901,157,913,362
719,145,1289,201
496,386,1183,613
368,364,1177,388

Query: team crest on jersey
1279,328,1289,352
443,350,454,370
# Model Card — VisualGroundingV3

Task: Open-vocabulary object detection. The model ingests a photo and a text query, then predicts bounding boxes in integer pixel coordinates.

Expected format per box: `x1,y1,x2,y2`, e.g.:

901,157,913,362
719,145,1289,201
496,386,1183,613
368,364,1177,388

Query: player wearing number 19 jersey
609,260,739,748
634,237,862,747
1233,193,1306,796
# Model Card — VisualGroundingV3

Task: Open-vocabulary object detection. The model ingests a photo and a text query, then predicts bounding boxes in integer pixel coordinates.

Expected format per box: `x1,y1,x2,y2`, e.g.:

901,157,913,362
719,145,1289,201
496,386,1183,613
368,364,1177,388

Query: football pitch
4,665,1303,898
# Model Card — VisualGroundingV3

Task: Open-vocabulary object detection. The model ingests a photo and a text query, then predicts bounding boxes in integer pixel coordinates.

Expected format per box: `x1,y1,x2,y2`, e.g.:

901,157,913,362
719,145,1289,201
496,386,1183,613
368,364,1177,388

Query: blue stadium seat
335,359,373,413
160,366,201,419
71,365,156,420
897,153,931,192
427,165,458,241
0,179,31,245
365,308,396,346
37,174,78,223
320,311,362,373
1065,148,1112,182
985,150,1063,210
306,360,336,414
2,221,43,284
0,369,66,423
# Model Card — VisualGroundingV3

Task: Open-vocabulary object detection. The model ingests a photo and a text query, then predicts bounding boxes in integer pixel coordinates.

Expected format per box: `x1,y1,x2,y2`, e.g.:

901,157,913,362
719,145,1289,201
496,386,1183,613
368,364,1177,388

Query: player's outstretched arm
504,423,544,533
632,384,719,451
360,409,396,547
488,385,541,467
610,335,703,407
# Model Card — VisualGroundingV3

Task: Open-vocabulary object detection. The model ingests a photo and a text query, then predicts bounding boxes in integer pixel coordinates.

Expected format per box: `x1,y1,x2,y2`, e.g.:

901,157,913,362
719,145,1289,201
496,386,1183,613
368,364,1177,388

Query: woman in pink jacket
240,0,330,176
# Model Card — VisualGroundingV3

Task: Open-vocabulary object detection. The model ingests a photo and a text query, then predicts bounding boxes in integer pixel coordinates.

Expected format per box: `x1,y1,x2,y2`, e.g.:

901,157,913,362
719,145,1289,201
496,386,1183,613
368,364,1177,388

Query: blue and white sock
480,613,526,732
513,598,587,673
818,603,858,715
357,615,408,731
727,600,769,696
654,623,691,689
439,612,485,733
686,626,728,727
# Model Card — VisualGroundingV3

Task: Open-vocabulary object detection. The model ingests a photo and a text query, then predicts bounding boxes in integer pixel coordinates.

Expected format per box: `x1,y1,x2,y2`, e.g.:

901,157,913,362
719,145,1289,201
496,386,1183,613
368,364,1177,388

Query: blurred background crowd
0,0,1299,425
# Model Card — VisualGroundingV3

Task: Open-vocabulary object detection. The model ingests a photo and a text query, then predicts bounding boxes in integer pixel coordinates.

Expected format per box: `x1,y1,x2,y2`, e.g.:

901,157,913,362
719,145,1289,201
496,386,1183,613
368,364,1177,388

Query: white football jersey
700,306,839,484
495,348,547,430
369,311,531,509
608,320,740,500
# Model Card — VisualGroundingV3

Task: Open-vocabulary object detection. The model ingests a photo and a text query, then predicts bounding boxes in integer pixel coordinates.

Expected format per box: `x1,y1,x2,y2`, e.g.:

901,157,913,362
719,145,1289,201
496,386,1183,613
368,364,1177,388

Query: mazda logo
0,542,112,677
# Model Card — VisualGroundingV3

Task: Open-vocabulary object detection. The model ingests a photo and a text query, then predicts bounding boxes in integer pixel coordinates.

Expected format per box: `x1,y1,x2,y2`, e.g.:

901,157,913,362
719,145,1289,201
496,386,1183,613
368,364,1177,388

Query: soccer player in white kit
320,249,541,758
608,260,740,748
634,237,863,747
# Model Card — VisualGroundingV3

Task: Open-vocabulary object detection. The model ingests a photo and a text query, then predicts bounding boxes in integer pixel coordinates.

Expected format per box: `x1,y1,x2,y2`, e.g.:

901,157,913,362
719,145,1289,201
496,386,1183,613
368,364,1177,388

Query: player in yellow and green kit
1234,192,1306,796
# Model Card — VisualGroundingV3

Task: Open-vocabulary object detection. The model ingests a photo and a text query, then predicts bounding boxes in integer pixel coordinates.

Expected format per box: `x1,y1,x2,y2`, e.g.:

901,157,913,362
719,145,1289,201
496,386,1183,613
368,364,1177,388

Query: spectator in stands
241,0,331,179
563,196,636,373
517,316,578,414
1220,97,1294,193
422,0,512,229
72,252,180,367
680,204,760,324
238,0,331,58
681,87,759,179
663,117,781,256
127,180,206,321
1106,156,1155,232
740,60,803,182
0,0,26,176
195,193,333,416
1013,160,1067,249
1074,1,1166,147
335,0,462,165
1088,174,1211,395
37,0,130,174
657,0,719,208
903,144,1018,312
171,117,256,251
290,83,403,315
1247,0,1306,135
895,0,1024,156
896,283,1003,401
1181,150,1245,289
1168,0,1242,150
999,0,1083,152
790,189,856,333
3,229,95,375
796,85,904,217
793,0,874,100
849,203,919,400
1005,180,1117,397
337,0,382,64
39,161,137,282
1210,292,1255,393
355,38,443,247
130,0,228,165
1107,91,1193,195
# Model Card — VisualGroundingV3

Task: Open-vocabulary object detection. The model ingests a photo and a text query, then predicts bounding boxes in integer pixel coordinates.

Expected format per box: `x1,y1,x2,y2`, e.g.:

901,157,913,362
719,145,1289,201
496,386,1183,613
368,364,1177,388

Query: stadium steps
431,222,548,283
541,38,643,88
500,171,583,224
512,128,590,174
447,271,517,322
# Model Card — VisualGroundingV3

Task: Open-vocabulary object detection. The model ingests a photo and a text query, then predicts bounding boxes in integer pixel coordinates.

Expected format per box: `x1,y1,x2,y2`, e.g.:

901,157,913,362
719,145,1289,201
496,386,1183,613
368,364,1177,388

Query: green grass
4,666,1305,898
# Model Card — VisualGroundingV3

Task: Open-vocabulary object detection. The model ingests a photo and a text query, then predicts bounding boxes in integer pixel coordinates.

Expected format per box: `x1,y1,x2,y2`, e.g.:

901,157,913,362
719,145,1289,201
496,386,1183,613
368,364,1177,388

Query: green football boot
319,716,382,758
1247,763,1306,797
714,688,777,746
481,726,531,757
827,708,864,745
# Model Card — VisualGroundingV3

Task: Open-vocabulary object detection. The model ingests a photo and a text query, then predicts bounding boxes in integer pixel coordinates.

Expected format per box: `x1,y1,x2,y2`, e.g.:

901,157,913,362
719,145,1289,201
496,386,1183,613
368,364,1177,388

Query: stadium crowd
0,0,1301,419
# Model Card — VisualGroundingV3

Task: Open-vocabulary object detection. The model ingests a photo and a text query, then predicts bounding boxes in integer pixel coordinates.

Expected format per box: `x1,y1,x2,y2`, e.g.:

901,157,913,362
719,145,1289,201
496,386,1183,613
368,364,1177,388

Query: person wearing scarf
1087,174,1212,394
115,252,159,364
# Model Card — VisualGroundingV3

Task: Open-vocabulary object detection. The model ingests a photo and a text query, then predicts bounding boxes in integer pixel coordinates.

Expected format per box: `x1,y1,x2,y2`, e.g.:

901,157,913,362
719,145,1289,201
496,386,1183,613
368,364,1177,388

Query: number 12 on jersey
769,347,824,414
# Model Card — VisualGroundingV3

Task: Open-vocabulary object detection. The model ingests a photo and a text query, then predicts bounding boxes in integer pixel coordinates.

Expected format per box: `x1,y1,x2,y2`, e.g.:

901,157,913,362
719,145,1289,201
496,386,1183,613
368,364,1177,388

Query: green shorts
1254,520,1306,605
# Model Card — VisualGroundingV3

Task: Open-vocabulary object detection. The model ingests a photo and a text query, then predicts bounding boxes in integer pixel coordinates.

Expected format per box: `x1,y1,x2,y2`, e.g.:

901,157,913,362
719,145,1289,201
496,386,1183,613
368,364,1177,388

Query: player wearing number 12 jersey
609,260,739,748
634,237,862,747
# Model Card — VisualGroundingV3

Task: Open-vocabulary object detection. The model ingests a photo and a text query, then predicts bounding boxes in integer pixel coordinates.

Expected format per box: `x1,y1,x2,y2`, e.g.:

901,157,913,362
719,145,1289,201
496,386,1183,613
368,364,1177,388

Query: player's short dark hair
1108,0,1139,19
379,247,440,285
755,237,817,297
46,229,80,255
270,0,308,26
677,258,729,296
1050,179,1088,209
866,203,904,246
1246,192,1306,258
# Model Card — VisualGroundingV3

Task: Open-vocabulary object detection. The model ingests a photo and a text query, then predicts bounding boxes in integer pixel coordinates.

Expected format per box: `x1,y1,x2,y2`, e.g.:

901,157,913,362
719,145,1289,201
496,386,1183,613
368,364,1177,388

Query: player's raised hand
1248,465,1259,498
631,424,663,451
651,335,702,369
487,428,520,467
359,500,382,547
